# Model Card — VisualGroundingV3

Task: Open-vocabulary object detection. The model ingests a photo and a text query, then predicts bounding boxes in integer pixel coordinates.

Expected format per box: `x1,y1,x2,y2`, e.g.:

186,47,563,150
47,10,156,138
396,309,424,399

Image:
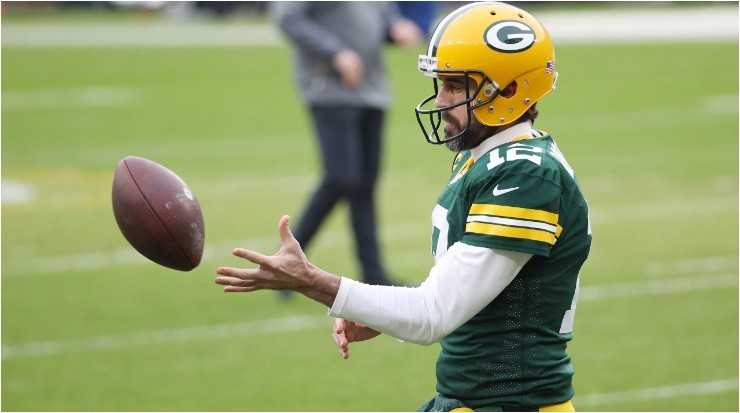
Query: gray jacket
271,1,402,109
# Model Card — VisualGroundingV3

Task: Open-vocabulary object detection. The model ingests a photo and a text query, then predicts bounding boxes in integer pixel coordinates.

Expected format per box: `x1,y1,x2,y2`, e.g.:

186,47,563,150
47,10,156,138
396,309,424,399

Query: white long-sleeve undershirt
327,242,532,345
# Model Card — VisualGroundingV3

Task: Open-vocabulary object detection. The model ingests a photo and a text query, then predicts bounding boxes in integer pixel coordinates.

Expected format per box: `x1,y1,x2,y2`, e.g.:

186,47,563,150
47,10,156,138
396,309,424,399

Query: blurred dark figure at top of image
397,1,438,38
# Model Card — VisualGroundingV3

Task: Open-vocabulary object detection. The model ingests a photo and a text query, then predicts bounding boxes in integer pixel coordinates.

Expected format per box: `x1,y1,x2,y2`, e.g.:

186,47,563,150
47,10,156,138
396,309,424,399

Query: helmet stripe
427,2,483,57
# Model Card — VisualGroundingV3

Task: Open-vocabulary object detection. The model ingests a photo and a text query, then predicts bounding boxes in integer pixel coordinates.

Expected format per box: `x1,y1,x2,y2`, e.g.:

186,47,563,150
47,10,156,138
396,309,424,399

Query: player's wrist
297,267,341,308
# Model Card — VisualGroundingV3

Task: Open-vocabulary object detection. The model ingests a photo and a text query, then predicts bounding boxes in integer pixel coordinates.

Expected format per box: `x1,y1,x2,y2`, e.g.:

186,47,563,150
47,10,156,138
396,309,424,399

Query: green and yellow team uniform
428,132,592,410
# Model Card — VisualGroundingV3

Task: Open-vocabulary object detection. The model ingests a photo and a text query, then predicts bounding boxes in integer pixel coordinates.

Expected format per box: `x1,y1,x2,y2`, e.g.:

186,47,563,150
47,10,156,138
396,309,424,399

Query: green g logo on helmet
484,20,536,53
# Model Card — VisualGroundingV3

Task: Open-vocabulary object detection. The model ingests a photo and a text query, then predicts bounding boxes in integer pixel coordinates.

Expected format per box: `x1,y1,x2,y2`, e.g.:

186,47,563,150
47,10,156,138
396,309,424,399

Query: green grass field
2,6,738,412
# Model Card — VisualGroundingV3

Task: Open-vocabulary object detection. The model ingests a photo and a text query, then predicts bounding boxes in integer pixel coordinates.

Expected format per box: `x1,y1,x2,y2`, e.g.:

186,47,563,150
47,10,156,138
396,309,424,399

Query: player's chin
442,127,459,142
444,132,463,151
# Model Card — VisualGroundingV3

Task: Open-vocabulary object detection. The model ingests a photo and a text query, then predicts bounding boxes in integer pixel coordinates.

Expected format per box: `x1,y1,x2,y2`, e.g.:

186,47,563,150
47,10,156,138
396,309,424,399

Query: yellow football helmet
415,1,558,144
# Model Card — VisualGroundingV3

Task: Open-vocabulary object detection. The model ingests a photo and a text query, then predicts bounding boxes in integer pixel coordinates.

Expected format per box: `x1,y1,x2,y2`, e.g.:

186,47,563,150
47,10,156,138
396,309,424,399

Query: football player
216,2,592,411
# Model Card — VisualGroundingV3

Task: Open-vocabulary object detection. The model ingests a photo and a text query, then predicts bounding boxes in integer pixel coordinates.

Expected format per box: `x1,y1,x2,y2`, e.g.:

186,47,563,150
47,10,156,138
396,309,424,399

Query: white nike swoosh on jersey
492,185,520,196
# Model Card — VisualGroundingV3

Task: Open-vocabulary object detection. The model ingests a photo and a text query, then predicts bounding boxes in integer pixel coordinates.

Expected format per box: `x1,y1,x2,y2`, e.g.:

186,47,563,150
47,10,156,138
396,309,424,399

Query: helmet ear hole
500,81,517,98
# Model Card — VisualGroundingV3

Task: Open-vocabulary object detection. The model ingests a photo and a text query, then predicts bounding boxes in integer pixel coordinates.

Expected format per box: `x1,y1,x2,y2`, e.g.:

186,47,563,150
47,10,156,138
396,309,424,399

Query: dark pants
292,106,391,286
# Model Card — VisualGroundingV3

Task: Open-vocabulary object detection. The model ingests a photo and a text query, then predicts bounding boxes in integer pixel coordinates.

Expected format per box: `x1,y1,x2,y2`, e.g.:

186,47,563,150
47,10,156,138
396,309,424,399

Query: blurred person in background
270,2,422,289
219,2,590,411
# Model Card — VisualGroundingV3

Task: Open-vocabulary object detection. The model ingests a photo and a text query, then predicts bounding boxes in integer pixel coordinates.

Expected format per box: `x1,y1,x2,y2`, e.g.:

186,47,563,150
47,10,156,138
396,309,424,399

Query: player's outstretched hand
332,318,382,359
215,215,311,292
215,215,341,307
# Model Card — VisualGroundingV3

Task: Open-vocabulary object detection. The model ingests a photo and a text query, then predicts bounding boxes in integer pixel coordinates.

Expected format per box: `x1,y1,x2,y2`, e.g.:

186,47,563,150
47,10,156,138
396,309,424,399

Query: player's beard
443,111,499,153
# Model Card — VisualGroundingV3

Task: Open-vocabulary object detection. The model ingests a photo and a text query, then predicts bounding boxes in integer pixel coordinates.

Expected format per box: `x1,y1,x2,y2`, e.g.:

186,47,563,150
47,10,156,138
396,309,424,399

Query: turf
2,10,738,412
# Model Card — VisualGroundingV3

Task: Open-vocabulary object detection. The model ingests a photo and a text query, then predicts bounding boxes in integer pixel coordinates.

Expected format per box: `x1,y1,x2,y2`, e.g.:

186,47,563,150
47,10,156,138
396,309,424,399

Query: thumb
278,215,296,245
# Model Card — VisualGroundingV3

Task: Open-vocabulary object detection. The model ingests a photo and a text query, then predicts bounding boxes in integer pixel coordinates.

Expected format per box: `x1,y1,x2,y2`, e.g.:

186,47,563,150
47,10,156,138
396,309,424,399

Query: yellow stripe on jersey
469,204,558,226
466,222,557,244
467,204,560,245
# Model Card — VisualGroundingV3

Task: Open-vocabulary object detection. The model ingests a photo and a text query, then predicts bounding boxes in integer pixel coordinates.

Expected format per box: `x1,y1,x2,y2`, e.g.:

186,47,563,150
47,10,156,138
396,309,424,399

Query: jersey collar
470,121,534,162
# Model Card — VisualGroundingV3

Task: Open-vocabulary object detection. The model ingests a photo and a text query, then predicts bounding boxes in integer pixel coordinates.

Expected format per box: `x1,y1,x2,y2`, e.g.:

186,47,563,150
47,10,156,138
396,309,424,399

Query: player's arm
215,215,531,345
328,242,531,345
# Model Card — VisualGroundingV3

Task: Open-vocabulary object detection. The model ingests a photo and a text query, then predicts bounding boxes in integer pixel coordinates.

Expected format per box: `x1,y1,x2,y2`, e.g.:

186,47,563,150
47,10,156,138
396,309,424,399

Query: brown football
112,156,205,271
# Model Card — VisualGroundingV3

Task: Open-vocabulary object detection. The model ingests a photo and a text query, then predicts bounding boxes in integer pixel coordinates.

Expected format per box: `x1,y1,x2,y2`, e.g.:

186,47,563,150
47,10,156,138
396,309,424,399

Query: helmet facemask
414,67,500,145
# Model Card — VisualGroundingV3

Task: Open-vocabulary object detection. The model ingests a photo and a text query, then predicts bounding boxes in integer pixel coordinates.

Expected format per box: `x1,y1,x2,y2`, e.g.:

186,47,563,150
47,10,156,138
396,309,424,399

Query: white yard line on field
1,23,282,48
644,255,738,277
575,378,739,407
578,273,737,302
1,180,37,206
2,314,328,360
539,6,738,44
701,93,740,115
1,86,143,111
2,273,736,360
589,195,737,223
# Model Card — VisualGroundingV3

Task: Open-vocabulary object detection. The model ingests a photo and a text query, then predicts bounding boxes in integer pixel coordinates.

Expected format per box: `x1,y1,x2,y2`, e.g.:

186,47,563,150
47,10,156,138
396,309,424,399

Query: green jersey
431,132,592,408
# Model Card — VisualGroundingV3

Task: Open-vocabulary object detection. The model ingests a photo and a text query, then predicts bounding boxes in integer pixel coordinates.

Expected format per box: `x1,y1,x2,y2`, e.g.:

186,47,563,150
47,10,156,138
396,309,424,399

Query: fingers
229,215,298,267
215,277,260,293
215,265,264,292
332,329,349,353
222,285,258,293
232,248,269,266
215,215,295,294
333,332,349,359
214,274,248,285
215,269,260,291
216,266,254,279
332,319,350,359
333,318,346,335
